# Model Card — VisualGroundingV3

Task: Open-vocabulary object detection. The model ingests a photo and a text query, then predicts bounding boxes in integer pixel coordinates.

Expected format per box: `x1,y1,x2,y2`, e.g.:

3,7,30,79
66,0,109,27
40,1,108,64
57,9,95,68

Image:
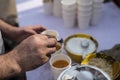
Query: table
16,0,120,80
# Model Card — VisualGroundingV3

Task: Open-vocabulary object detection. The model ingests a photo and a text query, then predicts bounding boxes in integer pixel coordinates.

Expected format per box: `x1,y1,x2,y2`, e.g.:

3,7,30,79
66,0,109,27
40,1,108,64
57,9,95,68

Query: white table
16,0,120,80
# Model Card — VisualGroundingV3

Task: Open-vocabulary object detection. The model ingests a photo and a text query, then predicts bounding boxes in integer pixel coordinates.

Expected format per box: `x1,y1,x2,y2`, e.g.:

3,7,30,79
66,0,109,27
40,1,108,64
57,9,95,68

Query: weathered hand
9,26,46,43
10,34,57,72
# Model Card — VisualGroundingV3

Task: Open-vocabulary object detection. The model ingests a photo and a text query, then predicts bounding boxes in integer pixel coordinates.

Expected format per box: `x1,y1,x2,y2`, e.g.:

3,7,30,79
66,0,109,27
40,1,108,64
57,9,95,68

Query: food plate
81,52,120,80
57,64,111,80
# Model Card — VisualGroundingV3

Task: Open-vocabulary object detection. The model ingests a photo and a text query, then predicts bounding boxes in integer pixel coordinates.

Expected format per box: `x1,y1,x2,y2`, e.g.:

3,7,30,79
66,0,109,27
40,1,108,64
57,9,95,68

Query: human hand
0,19,47,43
9,34,57,72
7,25,46,43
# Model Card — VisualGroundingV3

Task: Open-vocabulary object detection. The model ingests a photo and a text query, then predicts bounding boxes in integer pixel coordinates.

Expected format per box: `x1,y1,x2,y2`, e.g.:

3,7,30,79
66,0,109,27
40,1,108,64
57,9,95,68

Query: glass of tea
49,53,72,80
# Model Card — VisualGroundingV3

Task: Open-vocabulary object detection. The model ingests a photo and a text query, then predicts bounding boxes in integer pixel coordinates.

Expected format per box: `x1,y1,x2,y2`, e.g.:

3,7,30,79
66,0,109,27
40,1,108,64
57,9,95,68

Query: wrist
5,51,22,75
0,19,17,37
0,51,22,79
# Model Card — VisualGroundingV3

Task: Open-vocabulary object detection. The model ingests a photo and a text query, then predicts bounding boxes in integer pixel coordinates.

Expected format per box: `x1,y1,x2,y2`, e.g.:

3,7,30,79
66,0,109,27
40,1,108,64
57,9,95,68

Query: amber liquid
52,60,69,68
56,42,61,50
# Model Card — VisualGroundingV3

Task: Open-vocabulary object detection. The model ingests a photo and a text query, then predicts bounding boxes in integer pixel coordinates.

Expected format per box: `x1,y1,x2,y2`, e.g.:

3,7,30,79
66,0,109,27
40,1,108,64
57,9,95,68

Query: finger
22,28,37,35
46,38,57,47
28,29,37,34
46,47,56,55
30,26,47,33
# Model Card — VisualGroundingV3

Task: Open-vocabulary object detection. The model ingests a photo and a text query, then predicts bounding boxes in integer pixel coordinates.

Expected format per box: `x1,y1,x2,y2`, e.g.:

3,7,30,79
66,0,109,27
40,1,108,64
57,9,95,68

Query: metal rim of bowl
57,65,111,80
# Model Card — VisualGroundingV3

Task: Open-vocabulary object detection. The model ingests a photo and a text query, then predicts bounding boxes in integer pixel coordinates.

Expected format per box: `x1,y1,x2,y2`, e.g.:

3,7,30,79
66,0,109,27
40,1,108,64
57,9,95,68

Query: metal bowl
57,64,111,80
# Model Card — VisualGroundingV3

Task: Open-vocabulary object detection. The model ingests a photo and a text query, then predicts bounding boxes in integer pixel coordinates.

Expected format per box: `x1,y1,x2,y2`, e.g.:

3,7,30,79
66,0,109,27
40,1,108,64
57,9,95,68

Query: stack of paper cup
61,0,77,28
77,0,92,29
90,0,104,26
53,0,62,17
43,0,53,15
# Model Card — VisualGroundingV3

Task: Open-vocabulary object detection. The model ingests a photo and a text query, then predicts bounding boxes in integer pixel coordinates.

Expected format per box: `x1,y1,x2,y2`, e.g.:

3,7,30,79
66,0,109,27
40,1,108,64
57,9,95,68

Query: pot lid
64,34,98,58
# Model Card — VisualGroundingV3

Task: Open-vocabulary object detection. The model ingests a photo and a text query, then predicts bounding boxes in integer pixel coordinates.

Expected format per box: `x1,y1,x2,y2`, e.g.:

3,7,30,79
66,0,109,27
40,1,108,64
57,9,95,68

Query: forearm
0,19,16,38
0,51,21,79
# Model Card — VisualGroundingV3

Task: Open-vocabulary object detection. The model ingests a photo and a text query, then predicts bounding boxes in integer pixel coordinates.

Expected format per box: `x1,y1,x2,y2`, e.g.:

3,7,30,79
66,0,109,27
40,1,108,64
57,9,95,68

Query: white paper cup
92,8,103,14
53,0,62,17
77,0,92,6
53,7,62,17
92,2,103,13
62,5,76,12
78,5,92,10
62,5,77,13
62,8,76,28
77,14,91,29
62,12,76,28
61,0,77,10
78,6,92,15
77,0,92,4
93,6,103,12
90,11,102,26
92,2,103,18
78,10,92,16
77,2,92,15
93,0,104,13
62,9,76,15
41,30,59,39
93,0,104,3
63,16,76,28
93,2,103,7
78,3,92,8
43,2,53,15
49,53,72,80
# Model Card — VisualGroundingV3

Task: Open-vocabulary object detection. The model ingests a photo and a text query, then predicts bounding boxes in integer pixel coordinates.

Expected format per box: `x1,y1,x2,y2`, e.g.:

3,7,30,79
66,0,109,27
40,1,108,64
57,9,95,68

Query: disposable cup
53,7,62,17
62,5,76,12
78,4,92,10
78,12,91,18
77,0,92,6
62,8,76,14
63,15,76,28
77,3,92,13
78,11,92,16
93,0,104,3
49,53,71,80
90,11,102,26
61,0,77,10
62,12,76,28
92,2,103,16
43,0,53,3
92,8,103,14
43,2,53,15
93,3,103,8
78,5,92,11
62,3,76,14
77,14,91,29
62,9,76,15
53,0,62,17
92,0,104,12
78,6,92,15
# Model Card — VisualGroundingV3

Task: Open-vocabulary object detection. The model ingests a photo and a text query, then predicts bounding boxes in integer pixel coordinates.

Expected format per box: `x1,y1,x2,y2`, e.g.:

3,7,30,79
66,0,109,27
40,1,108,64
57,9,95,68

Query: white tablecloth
16,0,120,80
